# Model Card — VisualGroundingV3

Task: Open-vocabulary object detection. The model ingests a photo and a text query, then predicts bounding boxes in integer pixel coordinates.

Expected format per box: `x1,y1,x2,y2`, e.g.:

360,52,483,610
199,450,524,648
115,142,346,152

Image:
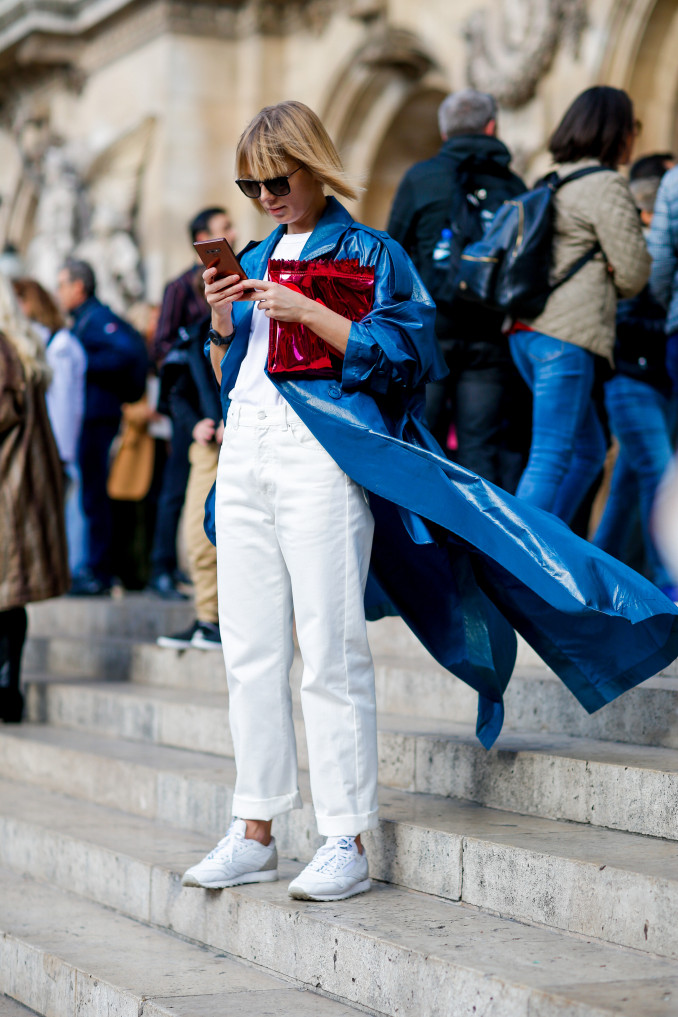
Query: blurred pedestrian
108,303,169,589
0,273,69,723
592,174,676,596
156,314,222,650
388,88,528,490
12,277,87,576
649,162,678,394
630,152,674,181
57,257,148,595
508,86,650,523
148,207,236,600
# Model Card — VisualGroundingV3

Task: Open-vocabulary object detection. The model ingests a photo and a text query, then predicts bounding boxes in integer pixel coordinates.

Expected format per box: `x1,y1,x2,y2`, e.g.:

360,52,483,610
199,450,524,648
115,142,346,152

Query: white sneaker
288,836,371,901
181,819,278,889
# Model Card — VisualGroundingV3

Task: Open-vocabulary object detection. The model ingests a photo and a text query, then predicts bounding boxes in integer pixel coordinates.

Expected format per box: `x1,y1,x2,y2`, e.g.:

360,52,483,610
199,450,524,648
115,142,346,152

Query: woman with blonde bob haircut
181,101,678,903
181,100,444,901
235,100,358,205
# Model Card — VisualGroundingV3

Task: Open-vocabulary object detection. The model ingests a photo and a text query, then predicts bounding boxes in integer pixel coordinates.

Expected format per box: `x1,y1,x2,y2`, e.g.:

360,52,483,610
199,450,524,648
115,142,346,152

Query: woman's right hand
203,268,245,335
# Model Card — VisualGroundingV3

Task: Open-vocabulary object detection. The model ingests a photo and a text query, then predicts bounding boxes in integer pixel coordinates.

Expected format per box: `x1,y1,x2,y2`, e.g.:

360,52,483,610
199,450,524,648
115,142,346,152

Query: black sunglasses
235,166,301,199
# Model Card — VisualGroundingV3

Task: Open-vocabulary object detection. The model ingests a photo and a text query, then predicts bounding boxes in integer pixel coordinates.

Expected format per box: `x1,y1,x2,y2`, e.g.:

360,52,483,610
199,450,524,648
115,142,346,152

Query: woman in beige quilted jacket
509,86,650,523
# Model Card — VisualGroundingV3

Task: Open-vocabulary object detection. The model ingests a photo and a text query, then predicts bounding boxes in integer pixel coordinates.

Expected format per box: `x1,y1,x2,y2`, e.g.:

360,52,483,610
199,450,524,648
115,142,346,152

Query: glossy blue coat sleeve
341,239,446,396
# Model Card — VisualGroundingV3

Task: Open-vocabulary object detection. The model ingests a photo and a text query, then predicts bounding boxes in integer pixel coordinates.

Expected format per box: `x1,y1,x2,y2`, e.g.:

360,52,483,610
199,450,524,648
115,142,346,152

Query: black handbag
456,166,610,319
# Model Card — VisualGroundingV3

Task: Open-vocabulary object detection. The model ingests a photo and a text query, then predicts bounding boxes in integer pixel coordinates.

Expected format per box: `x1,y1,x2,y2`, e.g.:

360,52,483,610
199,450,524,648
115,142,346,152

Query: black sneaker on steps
156,621,199,650
191,621,221,650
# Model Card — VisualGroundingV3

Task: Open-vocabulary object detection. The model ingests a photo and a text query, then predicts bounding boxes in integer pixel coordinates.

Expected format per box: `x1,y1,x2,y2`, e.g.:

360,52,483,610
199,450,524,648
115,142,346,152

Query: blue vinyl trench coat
205,196,678,748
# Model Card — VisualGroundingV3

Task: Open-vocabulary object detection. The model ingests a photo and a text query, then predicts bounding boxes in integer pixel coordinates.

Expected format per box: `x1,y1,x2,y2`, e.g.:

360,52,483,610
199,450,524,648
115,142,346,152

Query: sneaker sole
156,638,193,650
288,877,371,902
181,868,279,889
190,637,222,651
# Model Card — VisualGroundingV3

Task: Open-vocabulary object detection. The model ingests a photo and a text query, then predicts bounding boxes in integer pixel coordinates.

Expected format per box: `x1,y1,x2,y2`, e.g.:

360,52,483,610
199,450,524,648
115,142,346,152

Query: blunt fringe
549,86,634,169
235,101,359,203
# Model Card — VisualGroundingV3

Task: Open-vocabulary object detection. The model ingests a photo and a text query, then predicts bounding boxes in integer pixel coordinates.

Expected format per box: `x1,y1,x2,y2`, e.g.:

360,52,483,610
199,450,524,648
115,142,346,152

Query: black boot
0,606,27,723
0,688,24,723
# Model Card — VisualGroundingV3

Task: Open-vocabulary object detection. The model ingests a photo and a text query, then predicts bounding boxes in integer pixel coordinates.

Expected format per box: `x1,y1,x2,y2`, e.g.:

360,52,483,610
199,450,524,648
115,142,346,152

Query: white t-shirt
229,231,312,406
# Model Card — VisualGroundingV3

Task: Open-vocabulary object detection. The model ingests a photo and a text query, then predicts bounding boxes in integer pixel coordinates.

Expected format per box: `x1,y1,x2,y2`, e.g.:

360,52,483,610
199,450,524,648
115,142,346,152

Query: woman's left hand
241,279,314,324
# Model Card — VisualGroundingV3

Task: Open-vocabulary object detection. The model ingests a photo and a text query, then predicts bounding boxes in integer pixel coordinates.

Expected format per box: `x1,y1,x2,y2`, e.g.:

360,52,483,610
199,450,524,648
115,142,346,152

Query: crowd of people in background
3,81,678,724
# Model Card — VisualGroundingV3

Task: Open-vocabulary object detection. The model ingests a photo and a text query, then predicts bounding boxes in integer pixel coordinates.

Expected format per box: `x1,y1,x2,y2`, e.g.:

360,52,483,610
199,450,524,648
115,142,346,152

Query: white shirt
229,231,311,406
35,322,87,464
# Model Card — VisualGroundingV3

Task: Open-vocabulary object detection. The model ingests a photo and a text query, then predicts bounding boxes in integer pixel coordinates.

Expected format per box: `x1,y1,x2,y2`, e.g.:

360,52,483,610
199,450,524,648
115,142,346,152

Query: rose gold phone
193,237,247,281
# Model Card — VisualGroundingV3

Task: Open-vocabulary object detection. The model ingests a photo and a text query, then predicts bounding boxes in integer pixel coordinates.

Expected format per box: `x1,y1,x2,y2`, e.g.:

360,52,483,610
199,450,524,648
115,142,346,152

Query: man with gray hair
388,88,527,490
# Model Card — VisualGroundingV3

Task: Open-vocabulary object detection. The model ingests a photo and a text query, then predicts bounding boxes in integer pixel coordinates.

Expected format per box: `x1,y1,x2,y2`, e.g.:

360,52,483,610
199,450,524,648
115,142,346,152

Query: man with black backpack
387,88,527,490
58,257,148,596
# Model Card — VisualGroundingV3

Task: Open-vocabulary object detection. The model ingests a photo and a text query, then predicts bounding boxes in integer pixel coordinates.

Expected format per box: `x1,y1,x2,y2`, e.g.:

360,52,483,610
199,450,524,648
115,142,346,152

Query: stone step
19,677,678,841
27,595,195,641
23,631,678,747
0,865,360,1017
1,730,678,957
0,998,39,1016
28,594,678,679
0,781,676,1017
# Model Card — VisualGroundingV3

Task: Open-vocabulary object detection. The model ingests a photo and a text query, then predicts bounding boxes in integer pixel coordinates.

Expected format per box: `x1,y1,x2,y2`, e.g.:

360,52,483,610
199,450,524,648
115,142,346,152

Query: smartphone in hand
193,237,247,282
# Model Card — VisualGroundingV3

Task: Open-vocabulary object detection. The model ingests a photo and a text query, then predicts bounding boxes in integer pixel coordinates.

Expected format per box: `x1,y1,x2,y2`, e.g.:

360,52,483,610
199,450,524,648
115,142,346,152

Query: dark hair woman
508,86,650,523
549,85,637,168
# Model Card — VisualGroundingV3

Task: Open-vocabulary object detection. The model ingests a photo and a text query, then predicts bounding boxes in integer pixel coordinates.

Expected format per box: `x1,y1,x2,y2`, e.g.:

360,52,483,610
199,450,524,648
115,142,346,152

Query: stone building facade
0,0,675,308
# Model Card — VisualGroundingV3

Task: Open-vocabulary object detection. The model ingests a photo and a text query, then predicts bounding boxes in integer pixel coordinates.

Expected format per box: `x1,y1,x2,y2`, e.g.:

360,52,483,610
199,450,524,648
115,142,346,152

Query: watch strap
208,326,235,347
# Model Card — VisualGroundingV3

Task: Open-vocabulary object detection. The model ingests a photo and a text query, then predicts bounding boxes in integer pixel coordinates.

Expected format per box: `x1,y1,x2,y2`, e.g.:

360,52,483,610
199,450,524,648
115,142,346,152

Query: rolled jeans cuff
315,808,379,838
232,789,303,821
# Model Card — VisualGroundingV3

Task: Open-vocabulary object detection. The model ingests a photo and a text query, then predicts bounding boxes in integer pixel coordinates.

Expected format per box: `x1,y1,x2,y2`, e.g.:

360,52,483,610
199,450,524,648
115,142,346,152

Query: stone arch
321,28,448,227
601,0,678,154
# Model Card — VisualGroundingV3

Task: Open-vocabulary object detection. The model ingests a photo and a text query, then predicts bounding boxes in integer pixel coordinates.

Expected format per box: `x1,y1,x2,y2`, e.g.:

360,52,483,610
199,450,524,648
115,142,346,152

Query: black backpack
423,155,519,311
456,166,610,319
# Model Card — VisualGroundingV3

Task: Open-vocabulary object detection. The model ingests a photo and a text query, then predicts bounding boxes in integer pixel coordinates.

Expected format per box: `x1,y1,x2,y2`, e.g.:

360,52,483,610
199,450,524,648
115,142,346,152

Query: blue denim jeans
592,374,673,588
508,330,607,523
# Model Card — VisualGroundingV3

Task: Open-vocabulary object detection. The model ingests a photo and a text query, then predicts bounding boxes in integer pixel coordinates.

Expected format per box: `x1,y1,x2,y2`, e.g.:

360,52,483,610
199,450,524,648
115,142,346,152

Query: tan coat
107,398,155,501
0,334,70,610
525,159,651,361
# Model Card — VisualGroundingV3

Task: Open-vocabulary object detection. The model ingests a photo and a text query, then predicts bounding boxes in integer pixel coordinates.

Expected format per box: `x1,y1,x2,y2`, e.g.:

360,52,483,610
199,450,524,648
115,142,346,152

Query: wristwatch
208,326,235,347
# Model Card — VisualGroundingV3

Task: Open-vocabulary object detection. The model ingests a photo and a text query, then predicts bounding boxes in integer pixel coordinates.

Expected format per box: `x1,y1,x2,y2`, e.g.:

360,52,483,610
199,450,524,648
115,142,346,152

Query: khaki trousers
185,441,219,624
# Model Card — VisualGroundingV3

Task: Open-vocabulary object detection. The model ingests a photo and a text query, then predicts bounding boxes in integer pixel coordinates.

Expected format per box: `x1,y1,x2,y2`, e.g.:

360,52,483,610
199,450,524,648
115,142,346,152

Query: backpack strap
555,165,612,189
550,242,602,293
548,167,611,291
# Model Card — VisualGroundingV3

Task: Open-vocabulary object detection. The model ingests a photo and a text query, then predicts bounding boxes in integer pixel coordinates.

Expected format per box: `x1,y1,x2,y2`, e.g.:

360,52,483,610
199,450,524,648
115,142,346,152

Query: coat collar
246,196,355,278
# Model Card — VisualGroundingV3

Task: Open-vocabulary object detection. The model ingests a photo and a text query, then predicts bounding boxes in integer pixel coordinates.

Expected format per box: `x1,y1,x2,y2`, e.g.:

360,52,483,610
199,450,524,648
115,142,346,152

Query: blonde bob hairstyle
235,100,359,204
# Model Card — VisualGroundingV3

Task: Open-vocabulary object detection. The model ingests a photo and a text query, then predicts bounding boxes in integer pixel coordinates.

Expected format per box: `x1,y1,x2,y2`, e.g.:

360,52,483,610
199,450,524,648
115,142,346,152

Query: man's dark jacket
153,266,209,365
162,316,222,434
387,134,525,341
70,296,148,423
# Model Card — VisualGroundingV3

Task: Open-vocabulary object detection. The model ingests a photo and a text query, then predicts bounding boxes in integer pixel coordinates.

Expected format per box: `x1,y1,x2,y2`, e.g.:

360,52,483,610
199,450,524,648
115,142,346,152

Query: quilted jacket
648,165,678,336
525,159,651,359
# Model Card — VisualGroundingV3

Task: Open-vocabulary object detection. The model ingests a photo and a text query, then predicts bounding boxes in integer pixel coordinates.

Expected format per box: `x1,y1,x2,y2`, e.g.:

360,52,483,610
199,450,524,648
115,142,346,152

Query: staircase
2,594,678,1016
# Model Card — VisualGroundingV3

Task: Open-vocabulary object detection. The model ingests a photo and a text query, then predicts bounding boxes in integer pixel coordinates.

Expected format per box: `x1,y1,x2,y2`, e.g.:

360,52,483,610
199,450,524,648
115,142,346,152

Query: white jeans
215,402,378,836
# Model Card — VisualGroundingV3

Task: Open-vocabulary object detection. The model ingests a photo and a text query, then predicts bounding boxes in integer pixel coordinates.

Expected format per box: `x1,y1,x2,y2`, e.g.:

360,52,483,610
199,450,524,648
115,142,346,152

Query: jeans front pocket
528,334,568,364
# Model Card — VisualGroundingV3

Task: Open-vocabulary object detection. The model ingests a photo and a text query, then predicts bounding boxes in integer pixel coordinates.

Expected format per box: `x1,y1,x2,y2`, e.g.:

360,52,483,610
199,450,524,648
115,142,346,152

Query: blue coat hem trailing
204,196,678,750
